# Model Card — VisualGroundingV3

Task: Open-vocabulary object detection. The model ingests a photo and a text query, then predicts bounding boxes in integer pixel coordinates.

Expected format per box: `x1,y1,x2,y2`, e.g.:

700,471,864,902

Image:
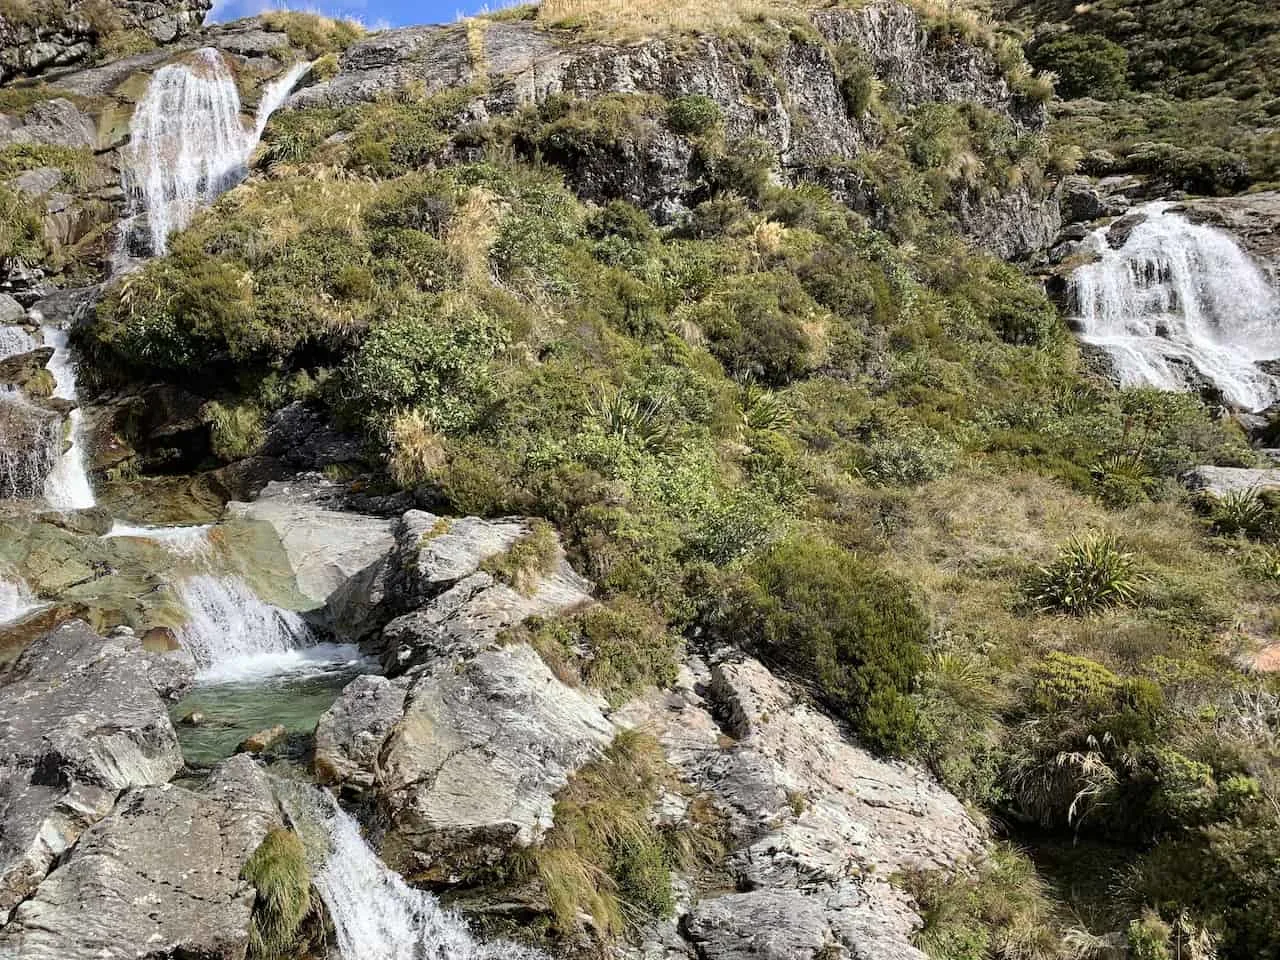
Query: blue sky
208,0,489,28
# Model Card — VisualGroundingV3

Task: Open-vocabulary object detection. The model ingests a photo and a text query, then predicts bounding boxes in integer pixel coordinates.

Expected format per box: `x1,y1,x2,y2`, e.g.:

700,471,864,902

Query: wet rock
25,285,101,328
1182,190,1280,272
140,624,179,652
0,395,60,500
260,400,367,470
1182,465,1280,497
0,754,280,959
0,620,188,915
1106,210,1148,249
0,347,53,394
179,709,206,726
238,724,286,754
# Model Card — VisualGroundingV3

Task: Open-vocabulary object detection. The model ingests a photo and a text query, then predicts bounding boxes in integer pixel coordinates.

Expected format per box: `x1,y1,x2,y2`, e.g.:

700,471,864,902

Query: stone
1182,465,1280,498
0,348,54,393
0,99,95,150
376,643,614,880
259,400,367,470
0,620,188,915
180,709,206,726
8,167,61,198
238,724,286,754
314,673,406,788
0,295,24,324
0,755,280,959
1106,211,1148,249
1061,175,1107,223
0,394,60,500
1183,190,1280,272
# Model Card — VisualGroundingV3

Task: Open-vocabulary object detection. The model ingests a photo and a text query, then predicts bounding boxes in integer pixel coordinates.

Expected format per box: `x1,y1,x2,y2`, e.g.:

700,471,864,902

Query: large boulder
0,754,280,959
0,621,190,916
1182,465,1280,498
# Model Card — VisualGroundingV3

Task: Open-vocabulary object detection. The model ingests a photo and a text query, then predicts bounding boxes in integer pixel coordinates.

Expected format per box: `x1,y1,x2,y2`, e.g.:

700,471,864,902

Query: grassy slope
73,7,1280,959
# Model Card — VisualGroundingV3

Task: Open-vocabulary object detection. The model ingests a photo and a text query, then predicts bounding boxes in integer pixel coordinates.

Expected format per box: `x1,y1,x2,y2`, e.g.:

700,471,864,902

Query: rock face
316,518,605,880
291,1,1053,258
1182,191,1280,275
0,754,280,959
0,0,211,82
613,653,984,960
0,621,190,917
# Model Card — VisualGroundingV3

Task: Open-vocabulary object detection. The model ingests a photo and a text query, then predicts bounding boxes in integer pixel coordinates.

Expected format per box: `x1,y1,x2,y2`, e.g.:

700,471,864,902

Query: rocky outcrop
290,1,1053,258
1182,191,1280,274
1182,465,1280,497
0,0,211,82
613,653,984,960
0,621,190,916
0,754,280,959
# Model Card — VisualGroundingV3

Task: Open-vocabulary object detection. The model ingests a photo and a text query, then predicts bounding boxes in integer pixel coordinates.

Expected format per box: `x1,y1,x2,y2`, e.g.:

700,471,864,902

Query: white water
289,788,546,960
0,325,36,360
124,49,311,255
0,574,41,625
103,521,214,560
0,390,59,500
175,574,320,682
40,326,95,510
1071,203,1280,411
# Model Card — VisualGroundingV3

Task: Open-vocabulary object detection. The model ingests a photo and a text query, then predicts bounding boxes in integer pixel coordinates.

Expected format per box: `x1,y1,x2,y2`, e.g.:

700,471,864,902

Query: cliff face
0,0,211,82
292,1,1061,259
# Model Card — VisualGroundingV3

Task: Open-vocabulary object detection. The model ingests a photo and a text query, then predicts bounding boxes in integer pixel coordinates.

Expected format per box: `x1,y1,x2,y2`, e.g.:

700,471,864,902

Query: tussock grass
242,829,312,960
481,518,560,594
388,408,447,488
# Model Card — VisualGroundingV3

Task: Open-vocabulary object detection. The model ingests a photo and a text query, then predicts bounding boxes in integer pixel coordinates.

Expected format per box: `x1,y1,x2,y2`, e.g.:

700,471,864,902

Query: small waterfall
0,325,36,360
0,574,41,626
1070,203,1280,411
283,786,546,960
176,574,319,682
103,521,214,560
40,326,95,511
123,50,312,255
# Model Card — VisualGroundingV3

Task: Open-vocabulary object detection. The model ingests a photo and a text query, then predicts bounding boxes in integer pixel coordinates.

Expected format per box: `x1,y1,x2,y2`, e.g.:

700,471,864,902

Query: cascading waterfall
1070,202,1280,411
175,574,319,682
0,389,60,499
0,573,41,625
283,785,546,960
40,326,95,510
123,49,312,255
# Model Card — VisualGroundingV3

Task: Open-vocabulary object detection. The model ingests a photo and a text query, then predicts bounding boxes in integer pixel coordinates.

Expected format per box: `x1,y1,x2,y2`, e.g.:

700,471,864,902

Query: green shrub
1030,532,1140,614
1029,33,1128,100
242,829,312,960
1209,488,1267,538
1030,652,1121,713
666,94,721,135
717,535,927,754
855,423,956,487
694,272,816,387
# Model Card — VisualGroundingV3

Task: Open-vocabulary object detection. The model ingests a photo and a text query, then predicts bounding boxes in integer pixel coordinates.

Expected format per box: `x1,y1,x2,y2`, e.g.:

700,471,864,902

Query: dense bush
1029,33,1128,100
692,272,818,387
717,536,927,754
665,94,721,135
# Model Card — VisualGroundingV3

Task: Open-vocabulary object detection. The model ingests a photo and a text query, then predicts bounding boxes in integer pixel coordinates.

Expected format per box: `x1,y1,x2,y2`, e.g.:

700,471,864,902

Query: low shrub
481,519,560,594
693,272,818,387
205,401,265,461
387,408,446,488
666,94,721,135
716,535,927,754
1030,532,1140,614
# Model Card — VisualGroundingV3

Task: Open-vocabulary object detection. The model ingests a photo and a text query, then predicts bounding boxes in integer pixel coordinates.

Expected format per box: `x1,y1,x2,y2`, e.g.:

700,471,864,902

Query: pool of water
173,649,373,768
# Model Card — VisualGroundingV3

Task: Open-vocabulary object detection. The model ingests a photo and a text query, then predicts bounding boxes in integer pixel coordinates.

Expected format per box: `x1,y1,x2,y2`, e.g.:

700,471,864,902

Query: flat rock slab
0,755,279,959
0,621,188,915
1182,465,1280,497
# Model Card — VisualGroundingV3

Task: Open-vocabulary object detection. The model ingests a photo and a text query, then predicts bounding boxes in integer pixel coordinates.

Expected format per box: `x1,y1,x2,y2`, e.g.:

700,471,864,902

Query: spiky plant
591,386,675,452
1031,532,1140,615
740,385,792,432
1210,487,1266,538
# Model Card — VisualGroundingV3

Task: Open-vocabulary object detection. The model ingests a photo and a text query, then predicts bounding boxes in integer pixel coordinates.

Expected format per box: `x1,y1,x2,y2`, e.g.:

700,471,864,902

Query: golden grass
534,0,809,39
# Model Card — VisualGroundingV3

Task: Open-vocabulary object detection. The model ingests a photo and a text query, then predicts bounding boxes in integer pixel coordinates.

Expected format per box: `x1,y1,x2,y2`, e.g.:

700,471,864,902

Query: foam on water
175,574,319,681
124,49,311,255
1070,202,1280,411
283,786,546,960
0,574,41,625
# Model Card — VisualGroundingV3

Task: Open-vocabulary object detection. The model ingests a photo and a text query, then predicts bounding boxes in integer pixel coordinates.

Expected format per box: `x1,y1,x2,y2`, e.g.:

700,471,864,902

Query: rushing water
0,325,36,360
123,49,311,255
0,574,41,626
1070,203,1280,411
281,786,545,960
0,389,60,500
40,326,96,510
175,574,325,682
103,521,215,560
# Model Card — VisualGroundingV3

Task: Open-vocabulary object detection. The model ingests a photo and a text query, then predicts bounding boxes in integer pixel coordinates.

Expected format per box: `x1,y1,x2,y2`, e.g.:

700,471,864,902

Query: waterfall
123,49,311,255
0,325,36,360
40,326,95,510
0,574,41,626
1070,203,1280,412
283,786,546,960
0,390,60,499
103,521,214,560
175,574,321,682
